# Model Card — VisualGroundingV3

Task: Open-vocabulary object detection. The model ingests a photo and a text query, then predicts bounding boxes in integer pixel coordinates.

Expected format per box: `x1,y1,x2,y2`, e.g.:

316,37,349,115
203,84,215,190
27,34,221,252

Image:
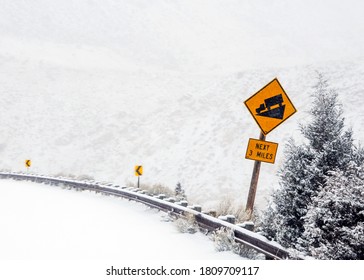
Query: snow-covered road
0,179,241,260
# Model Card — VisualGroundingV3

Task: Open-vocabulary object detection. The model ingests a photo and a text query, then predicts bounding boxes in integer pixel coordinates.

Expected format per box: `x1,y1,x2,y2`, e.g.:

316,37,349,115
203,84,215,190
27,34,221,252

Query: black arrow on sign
136,166,142,176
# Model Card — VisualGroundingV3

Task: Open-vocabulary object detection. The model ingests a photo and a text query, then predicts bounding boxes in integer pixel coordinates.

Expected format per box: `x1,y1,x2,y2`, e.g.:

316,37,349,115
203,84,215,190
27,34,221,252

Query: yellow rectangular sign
245,138,278,164
25,159,31,168
135,165,143,176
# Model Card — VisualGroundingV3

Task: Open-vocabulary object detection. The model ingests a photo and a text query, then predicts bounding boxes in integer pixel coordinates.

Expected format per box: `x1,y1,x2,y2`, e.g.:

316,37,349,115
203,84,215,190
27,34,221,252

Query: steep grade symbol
255,94,285,119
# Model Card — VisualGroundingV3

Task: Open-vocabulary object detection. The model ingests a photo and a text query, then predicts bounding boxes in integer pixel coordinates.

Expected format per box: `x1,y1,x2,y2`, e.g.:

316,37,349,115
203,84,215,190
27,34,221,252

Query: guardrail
0,171,300,260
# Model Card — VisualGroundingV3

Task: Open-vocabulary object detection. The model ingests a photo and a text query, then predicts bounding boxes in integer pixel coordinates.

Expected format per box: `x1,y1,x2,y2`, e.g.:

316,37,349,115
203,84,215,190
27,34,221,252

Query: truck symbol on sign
255,94,285,119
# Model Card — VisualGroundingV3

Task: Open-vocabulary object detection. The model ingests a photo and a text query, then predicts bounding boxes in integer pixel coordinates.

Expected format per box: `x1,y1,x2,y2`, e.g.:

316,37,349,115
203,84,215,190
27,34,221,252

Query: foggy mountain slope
1,0,364,209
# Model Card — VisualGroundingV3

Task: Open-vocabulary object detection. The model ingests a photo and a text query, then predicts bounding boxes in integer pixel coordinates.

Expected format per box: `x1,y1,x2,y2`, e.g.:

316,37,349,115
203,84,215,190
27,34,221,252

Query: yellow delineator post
25,159,31,173
244,78,297,218
135,165,143,188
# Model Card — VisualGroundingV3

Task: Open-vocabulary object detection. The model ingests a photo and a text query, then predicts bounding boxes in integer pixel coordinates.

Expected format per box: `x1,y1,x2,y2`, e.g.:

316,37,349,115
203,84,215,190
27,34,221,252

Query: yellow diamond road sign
244,78,297,135
245,138,279,164
135,165,143,176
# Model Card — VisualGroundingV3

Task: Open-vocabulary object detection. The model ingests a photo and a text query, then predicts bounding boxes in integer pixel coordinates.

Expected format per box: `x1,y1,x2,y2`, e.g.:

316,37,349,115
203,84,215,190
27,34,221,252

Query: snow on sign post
244,78,297,218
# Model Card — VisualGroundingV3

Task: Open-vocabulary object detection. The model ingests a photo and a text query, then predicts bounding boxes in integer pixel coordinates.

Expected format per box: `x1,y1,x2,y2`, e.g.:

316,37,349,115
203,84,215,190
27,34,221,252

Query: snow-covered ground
1,0,364,212
0,179,241,260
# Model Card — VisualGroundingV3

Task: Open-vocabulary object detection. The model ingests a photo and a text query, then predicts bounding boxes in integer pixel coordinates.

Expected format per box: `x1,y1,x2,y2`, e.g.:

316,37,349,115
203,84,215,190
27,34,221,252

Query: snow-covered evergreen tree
260,139,316,247
302,73,355,177
260,73,360,250
175,182,186,199
301,161,364,259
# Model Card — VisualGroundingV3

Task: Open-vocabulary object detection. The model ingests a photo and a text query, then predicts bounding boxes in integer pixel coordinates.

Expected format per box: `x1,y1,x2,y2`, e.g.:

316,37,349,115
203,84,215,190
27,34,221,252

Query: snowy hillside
1,0,364,210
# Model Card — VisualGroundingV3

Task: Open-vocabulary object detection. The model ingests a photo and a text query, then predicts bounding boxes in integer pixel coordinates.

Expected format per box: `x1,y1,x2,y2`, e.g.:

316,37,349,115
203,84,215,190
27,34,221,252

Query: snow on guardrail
0,171,304,260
